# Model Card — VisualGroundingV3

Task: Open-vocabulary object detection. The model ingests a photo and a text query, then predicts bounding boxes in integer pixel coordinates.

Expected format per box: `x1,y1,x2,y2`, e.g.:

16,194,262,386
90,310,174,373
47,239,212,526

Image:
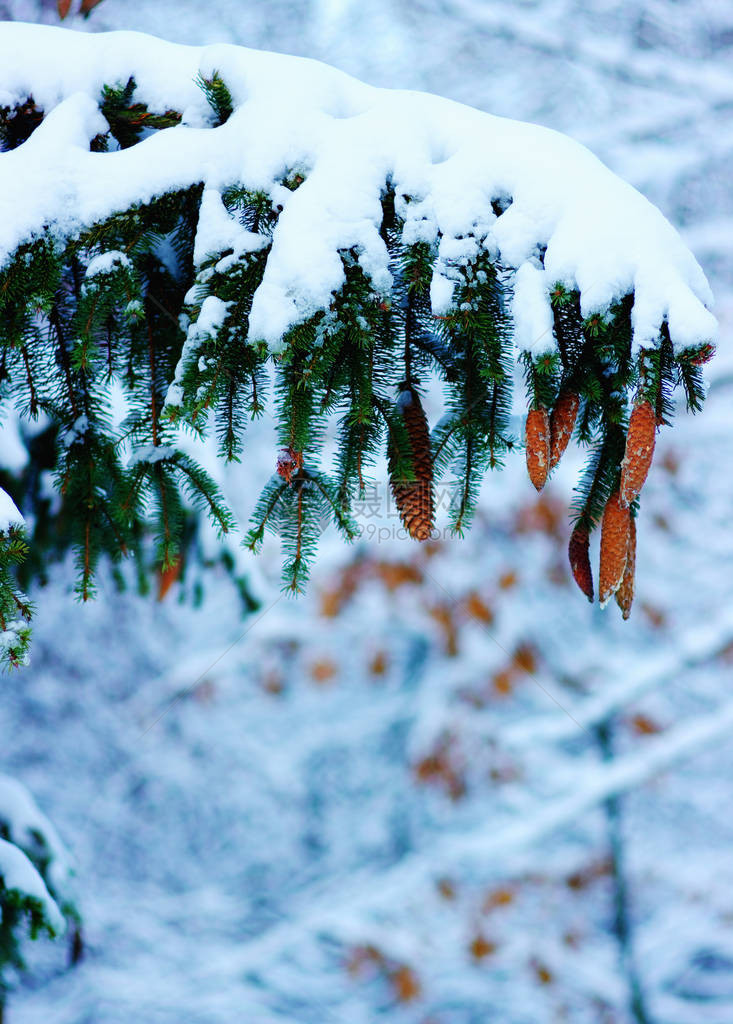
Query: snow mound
0,23,717,354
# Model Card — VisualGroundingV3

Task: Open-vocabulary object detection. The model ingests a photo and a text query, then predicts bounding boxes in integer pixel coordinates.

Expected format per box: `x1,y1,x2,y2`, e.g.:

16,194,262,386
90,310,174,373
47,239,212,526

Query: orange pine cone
389,387,434,541
525,407,550,492
615,515,637,620
620,401,656,507
568,525,593,603
690,343,716,365
549,390,580,472
599,491,631,608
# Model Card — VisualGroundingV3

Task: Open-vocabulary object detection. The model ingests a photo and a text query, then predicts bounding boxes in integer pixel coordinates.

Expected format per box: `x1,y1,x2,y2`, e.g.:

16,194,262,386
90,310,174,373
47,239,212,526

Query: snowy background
2,1,733,1022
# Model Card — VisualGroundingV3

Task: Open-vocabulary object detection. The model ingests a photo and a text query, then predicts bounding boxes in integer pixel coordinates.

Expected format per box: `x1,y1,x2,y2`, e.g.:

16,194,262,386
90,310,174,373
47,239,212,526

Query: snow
0,486,24,532
0,22,717,355
84,249,131,277
165,295,232,408
61,413,89,448
193,188,266,266
127,444,177,466
512,260,555,357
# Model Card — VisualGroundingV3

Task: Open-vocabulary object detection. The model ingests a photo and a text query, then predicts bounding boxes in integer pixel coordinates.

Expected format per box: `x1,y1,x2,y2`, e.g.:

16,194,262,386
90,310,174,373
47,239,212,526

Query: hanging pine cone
568,524,593,603
525,407,550,492
389,386,434,541
615,515,636,620
599,490,630,608
549,390,580,472
620,401,656,507
276,447,302,484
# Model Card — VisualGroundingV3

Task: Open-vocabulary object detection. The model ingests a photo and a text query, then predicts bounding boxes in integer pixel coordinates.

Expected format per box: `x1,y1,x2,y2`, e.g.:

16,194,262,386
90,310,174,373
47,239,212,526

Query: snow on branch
0,24,715,350
0,837,65,937
0,773,75,896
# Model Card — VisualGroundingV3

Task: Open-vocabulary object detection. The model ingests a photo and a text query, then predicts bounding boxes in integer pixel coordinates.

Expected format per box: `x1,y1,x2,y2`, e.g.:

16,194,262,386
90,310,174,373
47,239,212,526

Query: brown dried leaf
469,933,497,961
630,712,663,735
436,877,457,901
391,965,421,1003
465,591,494,625
512,643,537,675
310,658,337,685
498,570,518,591
369,650,389,676
483,886,514,912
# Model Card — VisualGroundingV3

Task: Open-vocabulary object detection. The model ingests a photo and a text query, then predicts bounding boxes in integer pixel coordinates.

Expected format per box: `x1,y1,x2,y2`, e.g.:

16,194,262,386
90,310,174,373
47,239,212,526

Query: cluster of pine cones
385,383,657,620
526,397,657,619
277,384,658,620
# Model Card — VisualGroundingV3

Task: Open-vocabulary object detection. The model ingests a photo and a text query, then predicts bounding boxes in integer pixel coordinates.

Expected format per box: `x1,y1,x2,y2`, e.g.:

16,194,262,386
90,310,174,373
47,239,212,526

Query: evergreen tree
0,26,717,668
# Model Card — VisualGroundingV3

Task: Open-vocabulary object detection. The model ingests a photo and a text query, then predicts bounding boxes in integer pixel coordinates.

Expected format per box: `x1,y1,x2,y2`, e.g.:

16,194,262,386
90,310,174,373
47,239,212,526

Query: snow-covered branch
193,696,733,980
0,23,715,351
0,838,65,935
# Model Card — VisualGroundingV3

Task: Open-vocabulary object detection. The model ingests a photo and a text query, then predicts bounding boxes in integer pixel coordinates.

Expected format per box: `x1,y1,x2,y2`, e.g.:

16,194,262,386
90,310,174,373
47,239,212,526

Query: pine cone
599,491,630,608
525,407,550,492
690,343,716,365
620,401,656,507
615,515,636,620
549,390,579,472
389,387,434,541
568,525,593,603
276,447,302,484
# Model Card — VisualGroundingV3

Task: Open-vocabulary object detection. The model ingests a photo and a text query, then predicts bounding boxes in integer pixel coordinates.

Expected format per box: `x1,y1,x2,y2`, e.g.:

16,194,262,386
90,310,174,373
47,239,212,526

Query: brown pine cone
615,515,637,620
525,407,550,491
276,447,302,484
690,343,716,365
620,401,656,507
599,491,630,608
549,390,580,472
389,387,434,541
568,525,593,603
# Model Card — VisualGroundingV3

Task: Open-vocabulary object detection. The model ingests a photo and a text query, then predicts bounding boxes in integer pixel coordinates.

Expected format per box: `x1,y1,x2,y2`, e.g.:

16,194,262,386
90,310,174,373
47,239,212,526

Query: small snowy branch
503,605,733,749
193,698,733,980
0,774,75,896
0,837,65,936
